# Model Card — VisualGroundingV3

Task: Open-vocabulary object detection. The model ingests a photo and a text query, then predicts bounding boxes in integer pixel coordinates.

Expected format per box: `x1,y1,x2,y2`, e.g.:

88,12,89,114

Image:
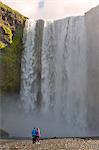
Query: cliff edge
0,2,27,94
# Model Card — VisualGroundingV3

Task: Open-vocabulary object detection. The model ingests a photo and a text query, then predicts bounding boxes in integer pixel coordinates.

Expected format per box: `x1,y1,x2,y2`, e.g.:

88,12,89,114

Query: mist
0,95,87,137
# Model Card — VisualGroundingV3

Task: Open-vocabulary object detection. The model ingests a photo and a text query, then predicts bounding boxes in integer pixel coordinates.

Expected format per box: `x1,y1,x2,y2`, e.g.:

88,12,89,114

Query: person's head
37,128,40,130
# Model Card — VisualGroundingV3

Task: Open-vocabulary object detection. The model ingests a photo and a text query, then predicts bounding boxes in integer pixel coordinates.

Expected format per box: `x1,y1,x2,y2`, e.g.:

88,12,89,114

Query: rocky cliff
0,2,27,94
85,5,99,132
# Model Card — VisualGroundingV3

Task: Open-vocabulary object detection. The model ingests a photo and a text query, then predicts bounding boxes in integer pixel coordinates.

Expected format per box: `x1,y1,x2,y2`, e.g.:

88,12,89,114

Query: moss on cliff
0,2,26,49
0,2,27,94
1,26,24,93
0,41,6,48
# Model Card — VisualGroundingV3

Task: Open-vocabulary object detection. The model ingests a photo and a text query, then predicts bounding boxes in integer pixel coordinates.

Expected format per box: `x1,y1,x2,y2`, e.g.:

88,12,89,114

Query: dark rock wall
34,20,44,109
85,6,99,134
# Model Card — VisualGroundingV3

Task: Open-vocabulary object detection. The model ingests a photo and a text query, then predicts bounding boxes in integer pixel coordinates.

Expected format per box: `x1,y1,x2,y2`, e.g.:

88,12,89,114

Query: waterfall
20,19,44,111
20,16,87,136
20,19,36,111
41,21,56,112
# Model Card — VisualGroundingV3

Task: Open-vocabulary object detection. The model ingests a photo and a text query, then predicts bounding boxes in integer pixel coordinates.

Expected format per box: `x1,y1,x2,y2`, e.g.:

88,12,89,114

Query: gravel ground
0,138,99,150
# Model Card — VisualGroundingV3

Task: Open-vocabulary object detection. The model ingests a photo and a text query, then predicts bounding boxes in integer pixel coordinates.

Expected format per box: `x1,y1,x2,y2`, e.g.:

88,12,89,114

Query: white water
20,20,36,111
20,16,87,136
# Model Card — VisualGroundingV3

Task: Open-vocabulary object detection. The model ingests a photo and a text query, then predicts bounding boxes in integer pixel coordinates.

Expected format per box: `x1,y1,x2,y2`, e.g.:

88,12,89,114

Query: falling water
20,16,87,136
20,19,36,111
41,21,56,112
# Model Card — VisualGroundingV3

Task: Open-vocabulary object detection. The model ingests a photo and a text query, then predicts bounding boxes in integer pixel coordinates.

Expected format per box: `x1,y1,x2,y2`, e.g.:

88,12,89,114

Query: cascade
20,16,87,136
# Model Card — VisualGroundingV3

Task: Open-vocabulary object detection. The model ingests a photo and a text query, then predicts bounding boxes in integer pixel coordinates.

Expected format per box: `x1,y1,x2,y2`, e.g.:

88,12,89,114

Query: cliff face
85,6,99,131
0,2,27,94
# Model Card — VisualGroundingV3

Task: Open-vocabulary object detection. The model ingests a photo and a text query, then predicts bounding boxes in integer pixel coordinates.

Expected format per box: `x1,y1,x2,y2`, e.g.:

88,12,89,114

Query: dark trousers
32,136,36,143
36,136,40,142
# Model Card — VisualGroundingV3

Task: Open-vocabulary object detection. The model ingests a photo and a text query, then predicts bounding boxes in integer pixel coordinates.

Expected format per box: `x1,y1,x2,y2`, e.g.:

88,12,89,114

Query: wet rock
0,129,9,138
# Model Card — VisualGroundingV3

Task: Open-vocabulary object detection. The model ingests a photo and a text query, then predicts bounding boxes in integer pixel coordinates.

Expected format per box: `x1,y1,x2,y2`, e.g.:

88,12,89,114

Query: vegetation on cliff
0,2,26,48
0,2,27,93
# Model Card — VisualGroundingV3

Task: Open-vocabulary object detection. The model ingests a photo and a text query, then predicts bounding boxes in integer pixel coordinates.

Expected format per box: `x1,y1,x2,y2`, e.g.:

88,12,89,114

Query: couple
32,127,41,144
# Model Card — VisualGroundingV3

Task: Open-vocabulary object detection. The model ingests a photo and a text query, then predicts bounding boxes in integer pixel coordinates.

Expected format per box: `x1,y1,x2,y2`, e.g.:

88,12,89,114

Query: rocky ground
0,138,99,150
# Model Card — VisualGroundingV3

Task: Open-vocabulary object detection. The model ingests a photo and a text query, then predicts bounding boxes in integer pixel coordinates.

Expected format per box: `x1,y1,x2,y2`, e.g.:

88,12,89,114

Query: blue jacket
32,129,37,136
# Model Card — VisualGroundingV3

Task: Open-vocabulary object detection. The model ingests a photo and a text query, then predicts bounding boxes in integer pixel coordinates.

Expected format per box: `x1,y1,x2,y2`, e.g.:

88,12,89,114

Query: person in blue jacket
32,128,37,143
